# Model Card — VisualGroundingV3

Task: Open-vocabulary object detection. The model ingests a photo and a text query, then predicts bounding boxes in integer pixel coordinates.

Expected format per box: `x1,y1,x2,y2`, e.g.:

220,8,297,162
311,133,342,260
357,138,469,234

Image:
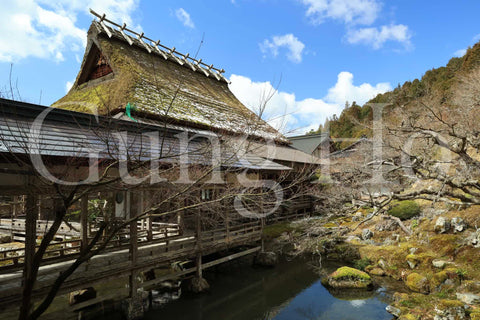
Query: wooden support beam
195,212,202,278
128,191,139,298
80,195,88,252
23,194,37,284
195,253,202,278
37,196,42,220
141,247,261,290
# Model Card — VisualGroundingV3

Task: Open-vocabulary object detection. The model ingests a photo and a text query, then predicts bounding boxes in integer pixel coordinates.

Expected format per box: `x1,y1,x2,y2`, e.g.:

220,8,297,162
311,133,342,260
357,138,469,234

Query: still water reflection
143,258,394,320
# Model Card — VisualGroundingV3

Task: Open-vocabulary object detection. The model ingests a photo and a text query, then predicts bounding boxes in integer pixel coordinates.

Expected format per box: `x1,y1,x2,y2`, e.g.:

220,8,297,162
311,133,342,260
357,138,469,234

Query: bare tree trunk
19,197,66,320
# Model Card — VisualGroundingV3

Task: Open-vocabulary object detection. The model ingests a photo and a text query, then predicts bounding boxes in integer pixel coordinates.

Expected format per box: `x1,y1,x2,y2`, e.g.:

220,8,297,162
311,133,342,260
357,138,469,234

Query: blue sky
1,0,479,135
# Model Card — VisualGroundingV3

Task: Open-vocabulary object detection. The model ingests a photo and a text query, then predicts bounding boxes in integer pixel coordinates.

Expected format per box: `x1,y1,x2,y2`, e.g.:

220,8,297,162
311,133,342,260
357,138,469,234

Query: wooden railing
0,221,181,270
0,196,313,270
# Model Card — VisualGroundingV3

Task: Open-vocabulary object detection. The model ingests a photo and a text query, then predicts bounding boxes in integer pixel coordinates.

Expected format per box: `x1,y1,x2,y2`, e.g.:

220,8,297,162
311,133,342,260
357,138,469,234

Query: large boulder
187,276,210,293
456,292,480,305
435,217,451,234
323,266,373,289
405,273,430,294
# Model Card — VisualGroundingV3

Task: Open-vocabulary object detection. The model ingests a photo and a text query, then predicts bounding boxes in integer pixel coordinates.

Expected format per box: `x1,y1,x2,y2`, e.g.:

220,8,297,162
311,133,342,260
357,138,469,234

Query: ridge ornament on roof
89,9,228,83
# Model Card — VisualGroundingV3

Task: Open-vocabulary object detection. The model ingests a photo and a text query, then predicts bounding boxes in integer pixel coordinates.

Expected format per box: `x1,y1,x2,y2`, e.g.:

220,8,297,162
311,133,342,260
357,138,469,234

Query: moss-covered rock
405,273,430,294
367,267,386,276
388,200,421,220
470,311,480,320
431,271,449,290
405,252,435,269
325,266,373,289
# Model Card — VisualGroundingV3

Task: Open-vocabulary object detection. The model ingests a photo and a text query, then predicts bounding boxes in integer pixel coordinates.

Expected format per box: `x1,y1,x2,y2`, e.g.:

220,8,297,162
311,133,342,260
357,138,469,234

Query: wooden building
0,12,319,319
289,132,334,158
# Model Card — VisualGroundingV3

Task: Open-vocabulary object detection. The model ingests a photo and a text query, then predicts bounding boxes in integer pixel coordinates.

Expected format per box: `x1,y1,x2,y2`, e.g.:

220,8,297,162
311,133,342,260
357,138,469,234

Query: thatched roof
52,19,287,143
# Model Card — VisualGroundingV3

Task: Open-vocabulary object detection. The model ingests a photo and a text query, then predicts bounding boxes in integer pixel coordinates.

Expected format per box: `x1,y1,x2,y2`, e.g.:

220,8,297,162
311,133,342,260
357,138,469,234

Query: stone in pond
324,266,373,289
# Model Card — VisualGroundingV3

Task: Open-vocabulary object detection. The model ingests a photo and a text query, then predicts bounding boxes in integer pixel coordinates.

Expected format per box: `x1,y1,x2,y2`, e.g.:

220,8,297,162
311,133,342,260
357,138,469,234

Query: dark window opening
88,51,113,81
77,44,113,86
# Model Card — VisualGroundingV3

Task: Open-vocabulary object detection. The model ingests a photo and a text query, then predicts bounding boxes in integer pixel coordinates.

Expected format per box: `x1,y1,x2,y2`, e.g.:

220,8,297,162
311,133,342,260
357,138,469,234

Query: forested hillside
313,41,480,149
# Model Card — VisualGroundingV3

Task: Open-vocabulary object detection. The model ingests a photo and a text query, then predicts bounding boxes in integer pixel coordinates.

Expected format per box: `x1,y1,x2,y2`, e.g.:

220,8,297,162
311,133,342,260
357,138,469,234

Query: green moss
354,258,372,271
470,311,480,320
431,271,449,289
406,252,435,267
429,235,459,258
322,222,338,228
405,273,430,293
437,299,464,309
388,201,421,220
331,266,371,281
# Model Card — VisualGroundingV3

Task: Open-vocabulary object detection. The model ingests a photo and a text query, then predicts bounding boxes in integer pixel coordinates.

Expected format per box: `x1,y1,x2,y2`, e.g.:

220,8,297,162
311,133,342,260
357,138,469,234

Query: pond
143,257,398,320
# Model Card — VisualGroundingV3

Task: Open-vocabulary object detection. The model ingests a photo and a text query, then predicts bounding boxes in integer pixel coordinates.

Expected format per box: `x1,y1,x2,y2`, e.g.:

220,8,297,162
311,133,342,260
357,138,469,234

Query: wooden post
195,253,202,278
80,195,88,252
128,191,139,298
24,194,37,282
19,193,37,319
195,212,202,278
11,196,17,239
37,196,42,220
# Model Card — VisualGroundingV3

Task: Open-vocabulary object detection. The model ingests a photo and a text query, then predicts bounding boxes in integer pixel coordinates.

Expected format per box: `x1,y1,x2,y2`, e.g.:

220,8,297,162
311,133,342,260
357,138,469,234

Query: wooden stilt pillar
37,196,42,220
126,191,144,319
19,193,37,319
195,253,202,278
80,195,88,252
24,194,37,283
195,212,202,277
128,191,139,298
178,211,184,236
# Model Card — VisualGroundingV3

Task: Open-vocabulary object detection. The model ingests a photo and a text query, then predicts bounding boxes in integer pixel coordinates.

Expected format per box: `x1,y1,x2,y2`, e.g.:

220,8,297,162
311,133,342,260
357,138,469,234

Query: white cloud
300,0,413,50
454,48,467,57
345,24,412,50
325,71,391,105
175,8,195,29
473,33,480,43
0,0,139,63
229,72,391,135
65,80,74,93
260,34,305,63
301,0,381,26
350,300,366,307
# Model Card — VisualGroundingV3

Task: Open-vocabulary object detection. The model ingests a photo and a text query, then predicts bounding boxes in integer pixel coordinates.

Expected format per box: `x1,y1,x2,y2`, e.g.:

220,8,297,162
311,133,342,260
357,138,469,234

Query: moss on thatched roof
52,21,286,143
